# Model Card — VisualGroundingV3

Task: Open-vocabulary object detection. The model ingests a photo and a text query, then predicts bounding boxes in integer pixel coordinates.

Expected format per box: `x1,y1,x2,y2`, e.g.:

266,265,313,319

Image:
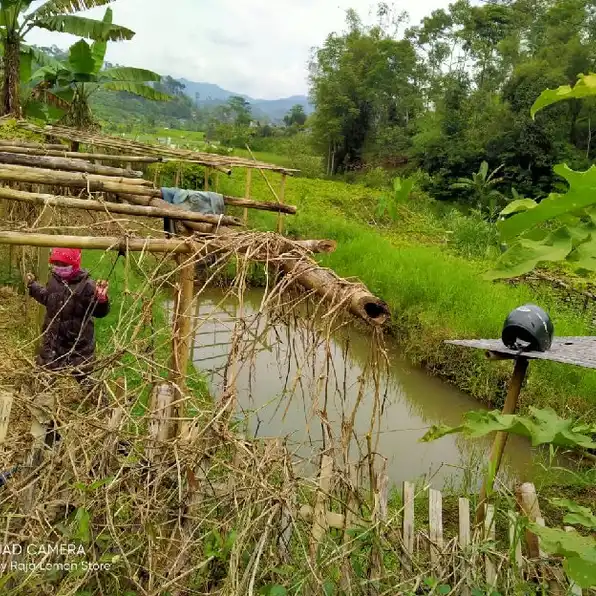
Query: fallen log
0,187,244,227
0,231,388,325
0,146,161,164
0,164,154,190
280,258,390,326
0,152,143,178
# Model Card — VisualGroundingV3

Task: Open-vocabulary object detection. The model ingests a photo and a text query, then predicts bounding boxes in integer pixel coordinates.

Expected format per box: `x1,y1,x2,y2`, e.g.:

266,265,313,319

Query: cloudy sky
27,0,449,99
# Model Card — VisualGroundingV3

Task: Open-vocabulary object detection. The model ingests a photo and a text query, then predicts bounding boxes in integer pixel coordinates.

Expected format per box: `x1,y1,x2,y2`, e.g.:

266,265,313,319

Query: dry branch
0,186,244,227
0,151,143,178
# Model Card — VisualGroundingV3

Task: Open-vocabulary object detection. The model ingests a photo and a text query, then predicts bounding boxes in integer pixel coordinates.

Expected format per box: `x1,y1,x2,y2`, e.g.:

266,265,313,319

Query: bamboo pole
0,152,144,177
36,206,51,336
170,256,195,436
476,357,529,524
243,169,252,225
0,139,66,150
0,145,161,163
277,173,287,235
220,196,296,215
0,186,244,227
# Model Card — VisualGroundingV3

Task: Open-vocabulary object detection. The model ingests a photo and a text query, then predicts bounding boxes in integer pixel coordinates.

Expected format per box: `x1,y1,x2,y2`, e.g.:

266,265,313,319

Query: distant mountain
178,79,314,122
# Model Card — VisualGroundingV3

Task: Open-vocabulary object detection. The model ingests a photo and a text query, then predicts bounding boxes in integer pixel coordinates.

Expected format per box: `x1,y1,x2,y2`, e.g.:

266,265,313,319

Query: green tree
227,95,251,127
309,9,422,174
29,11,168,130
283,104,306,127
0,0,135,117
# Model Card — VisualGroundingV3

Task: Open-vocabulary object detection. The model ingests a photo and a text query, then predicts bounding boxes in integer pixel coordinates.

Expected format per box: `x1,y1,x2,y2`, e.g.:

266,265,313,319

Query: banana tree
451,161,505,220
0,0,135,116
30,13,169,130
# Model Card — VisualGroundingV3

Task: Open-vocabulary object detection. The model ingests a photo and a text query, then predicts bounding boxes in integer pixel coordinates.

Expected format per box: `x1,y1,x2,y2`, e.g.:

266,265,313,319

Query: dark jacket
29,269,110,370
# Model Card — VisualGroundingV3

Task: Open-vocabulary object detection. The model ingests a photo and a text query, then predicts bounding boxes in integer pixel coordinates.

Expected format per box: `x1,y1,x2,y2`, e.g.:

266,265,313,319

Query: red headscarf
49,248,82,271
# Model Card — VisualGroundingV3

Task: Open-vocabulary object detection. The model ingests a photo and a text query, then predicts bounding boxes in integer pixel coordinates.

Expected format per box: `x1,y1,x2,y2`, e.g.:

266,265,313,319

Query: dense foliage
309,0,596,205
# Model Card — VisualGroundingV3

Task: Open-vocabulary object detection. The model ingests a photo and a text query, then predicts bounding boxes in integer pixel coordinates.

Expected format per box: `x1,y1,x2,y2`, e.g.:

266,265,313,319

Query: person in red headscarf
25,247,110,392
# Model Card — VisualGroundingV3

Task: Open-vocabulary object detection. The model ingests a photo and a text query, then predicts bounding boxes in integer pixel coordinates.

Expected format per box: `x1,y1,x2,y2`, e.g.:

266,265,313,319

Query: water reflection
172,289,554,490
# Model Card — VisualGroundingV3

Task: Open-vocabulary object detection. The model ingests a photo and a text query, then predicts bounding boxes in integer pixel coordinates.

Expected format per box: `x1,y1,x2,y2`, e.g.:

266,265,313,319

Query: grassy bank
206,168,596,417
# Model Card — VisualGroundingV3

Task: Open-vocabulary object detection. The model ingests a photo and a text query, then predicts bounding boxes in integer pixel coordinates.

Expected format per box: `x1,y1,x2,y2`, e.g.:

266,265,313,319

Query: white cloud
26,0,449,99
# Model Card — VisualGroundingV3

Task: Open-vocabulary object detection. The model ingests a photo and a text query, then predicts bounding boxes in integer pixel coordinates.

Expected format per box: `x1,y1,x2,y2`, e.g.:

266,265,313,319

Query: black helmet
501,304,554,352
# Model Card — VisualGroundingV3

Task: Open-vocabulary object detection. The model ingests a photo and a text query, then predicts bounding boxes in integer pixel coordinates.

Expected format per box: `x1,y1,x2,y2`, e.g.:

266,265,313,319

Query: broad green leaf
531,525,596,588
568,236,596,272
74,507,91,544
68,38,94,75
485,226,573,280
479,160,488,180
90,7,112,74
550,499,596,530
393,176,414,203
531,73,596,119
19,48,32,83
102,81,170,101
27,45,62,70
34,14,135,41
102,66,161,83
23,100,49,121
500,199,537,216
421,407,596,450
29,0,114,20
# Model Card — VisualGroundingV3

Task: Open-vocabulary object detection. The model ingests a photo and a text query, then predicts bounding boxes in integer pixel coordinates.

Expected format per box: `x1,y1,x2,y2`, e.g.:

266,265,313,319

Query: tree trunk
2,33,21,117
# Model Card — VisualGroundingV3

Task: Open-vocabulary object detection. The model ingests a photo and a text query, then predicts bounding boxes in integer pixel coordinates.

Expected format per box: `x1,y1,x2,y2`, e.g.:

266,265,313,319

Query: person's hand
25,272,35,286
95,280,109,301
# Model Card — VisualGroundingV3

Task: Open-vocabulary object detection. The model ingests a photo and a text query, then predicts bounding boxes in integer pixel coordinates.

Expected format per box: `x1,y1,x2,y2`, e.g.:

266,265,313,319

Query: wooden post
145,383,175,462
403,481,415,570
484,504,497,589
170,256,195,437
277,173,287,235
204,167,210,191
459,498,471,596
243,168,252,226
429,488,443,564
0,392,14,445
476,357,529,524
36,206,51,336
215,172,220,193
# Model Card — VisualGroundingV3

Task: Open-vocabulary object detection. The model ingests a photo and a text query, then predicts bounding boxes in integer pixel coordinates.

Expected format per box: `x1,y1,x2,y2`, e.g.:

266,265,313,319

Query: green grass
213,166,596,416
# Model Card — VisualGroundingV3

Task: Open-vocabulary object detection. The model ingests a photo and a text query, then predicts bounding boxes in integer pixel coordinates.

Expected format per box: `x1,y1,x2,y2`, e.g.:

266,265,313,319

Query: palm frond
102,67,161,83
101,81,170,101
33,14,134,41
27,0,113,19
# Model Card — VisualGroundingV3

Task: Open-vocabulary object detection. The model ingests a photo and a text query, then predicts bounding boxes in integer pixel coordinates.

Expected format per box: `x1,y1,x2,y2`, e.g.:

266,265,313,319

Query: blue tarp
161,188,226,235
161,188,225,215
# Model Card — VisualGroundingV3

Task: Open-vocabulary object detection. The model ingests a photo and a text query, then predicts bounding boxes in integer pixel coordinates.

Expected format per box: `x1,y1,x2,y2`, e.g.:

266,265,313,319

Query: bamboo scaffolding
14,121,298,174
0,165,298,214
0,151,144,177
0,187,244,227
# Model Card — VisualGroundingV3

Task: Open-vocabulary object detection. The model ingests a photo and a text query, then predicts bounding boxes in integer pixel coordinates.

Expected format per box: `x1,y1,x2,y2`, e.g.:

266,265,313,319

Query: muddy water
180,288,549,490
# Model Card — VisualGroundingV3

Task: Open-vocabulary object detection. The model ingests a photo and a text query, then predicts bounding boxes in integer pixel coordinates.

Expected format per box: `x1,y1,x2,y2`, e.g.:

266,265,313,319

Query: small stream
174,288,555,490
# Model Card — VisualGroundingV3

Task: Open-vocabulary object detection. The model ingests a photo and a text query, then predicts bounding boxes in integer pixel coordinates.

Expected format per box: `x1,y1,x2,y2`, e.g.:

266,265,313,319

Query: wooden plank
565,527,583,595
429,488,443,564
508,510,523,577
309,454,333,560
484,504,497,589
403,481,415,568
459,497,471,596
0,392,14,445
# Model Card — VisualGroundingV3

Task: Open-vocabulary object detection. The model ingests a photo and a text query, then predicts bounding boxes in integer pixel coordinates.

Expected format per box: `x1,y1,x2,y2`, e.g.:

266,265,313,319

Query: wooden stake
429,488,443,564
145,383,175,462
459,497,471,596
0,392,14,445
243,168,252,225
477,357,529,524
277,173,287,235
36,205,51,336
484,504,497,589
403,481,415,569
170,256,195,436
